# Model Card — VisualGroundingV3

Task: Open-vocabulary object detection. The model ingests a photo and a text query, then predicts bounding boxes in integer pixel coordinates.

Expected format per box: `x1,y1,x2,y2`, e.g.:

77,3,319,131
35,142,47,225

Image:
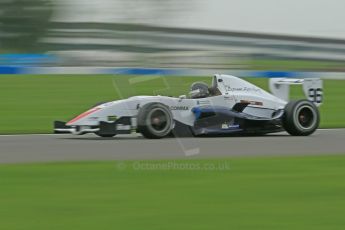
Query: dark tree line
0,0,53,52
0,0,195,53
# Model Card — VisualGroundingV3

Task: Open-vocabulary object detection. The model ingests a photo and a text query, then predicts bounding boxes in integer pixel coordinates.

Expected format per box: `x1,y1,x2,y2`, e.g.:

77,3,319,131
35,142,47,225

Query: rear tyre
283,100,320,136
137,103,174,139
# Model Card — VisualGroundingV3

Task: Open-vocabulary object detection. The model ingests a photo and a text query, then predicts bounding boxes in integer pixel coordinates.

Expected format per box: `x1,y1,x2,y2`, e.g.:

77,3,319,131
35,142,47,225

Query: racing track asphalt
0,129,344,164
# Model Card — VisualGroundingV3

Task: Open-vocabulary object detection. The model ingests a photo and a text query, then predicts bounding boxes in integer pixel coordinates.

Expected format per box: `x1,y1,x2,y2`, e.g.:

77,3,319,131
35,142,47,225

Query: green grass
1,156,345,229
0,75,344,134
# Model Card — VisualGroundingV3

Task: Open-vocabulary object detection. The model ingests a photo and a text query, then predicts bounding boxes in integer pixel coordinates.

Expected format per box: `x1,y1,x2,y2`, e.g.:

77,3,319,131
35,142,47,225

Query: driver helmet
190,82,209,98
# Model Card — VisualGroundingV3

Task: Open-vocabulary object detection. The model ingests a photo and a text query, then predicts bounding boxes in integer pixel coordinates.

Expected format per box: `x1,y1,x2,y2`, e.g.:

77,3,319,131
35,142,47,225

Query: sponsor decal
170,106,189,110
221,123,229,129
197,100,211,105
229,124,240,129
224,96,235,101
116,124,131,131
108,115,118,121
88,117,99,121
225,86,261,93
221,123,240,129
240,100,263,106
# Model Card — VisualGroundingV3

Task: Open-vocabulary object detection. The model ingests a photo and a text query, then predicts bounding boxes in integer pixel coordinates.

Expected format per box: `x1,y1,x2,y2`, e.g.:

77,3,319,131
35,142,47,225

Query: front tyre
283,100,320,136
137,103,174,139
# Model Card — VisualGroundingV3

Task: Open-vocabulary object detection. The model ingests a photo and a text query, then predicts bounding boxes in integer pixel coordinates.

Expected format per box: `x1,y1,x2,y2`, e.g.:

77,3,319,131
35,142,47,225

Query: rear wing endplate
269,78,323,106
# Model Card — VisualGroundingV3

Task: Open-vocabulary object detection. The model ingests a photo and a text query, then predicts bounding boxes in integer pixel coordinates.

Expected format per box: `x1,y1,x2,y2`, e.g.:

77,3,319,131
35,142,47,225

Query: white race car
54,74,323,138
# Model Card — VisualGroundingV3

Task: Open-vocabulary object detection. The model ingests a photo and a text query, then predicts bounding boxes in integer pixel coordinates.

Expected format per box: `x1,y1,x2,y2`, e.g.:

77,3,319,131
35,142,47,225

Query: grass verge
1,155,345,229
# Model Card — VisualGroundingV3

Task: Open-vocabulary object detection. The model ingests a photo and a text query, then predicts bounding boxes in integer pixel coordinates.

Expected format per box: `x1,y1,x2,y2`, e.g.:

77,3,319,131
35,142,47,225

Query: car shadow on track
57,133,290,141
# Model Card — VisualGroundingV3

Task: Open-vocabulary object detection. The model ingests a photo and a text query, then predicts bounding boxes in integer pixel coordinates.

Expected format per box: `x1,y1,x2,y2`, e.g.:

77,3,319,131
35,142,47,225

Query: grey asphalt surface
0,129,344,164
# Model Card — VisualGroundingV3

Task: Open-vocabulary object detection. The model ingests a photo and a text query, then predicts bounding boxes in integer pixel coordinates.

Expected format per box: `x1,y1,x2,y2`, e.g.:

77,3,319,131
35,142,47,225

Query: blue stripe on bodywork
191,107,202,119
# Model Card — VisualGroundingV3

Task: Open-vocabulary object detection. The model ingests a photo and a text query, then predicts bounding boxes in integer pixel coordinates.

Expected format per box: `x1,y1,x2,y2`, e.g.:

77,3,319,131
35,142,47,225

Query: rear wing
269,78,323,106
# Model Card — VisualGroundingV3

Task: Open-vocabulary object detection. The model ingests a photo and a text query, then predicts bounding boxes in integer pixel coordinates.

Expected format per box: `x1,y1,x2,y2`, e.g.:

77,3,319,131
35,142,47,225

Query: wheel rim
147,108,171,134
294,105,317,130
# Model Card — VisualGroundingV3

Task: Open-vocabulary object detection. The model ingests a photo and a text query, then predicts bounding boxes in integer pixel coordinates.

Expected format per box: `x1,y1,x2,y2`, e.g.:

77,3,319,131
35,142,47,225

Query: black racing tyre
283,100,320,136
95,132,116,138
137,103,174,139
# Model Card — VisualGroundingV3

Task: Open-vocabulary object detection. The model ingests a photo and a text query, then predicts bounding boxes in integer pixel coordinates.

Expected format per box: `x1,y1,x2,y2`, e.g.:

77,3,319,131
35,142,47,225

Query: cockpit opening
189,76,222,99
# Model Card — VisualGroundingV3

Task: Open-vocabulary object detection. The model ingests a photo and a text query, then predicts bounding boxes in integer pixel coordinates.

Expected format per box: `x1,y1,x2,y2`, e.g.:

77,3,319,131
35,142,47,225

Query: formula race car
54,74,323,138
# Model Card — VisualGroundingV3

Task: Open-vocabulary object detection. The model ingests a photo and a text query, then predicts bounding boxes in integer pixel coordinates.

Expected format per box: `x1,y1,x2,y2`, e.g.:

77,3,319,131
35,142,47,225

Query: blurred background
2,0,345,72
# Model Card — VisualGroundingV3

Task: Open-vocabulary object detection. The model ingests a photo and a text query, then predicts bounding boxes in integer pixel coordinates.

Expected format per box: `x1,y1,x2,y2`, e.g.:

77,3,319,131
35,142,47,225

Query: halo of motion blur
54,74,322,138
